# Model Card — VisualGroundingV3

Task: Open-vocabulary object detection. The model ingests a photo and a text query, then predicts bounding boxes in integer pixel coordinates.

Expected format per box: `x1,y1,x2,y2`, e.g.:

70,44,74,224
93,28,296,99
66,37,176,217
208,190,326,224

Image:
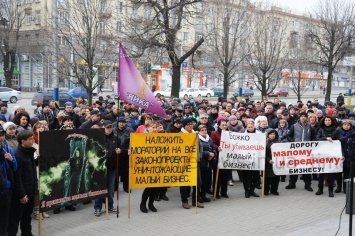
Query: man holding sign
285,112,316,191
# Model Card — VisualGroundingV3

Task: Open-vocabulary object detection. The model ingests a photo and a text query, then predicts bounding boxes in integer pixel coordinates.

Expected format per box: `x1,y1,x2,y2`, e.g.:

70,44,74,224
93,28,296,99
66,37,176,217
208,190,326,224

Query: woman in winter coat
336,119,355,194
211,119,229,198
264,129,280,196
315,115,340,197
275,119,289,182
242,121,261,198
198,124,217,204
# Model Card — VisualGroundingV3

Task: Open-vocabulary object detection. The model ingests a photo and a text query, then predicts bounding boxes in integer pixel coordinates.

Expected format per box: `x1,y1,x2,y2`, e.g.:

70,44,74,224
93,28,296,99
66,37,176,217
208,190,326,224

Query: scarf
33,134,39,144
198,134,209,142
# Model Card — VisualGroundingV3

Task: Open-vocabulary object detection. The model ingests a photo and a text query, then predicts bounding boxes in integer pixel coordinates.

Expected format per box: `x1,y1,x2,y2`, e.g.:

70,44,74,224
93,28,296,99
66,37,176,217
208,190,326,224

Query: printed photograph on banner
271,141,343,175
39,129,107,212
218,131,266,170
129,133,198,188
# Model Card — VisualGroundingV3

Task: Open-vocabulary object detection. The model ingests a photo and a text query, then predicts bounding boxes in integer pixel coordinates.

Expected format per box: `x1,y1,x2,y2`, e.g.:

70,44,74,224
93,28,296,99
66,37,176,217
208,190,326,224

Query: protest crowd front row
0,90,353,235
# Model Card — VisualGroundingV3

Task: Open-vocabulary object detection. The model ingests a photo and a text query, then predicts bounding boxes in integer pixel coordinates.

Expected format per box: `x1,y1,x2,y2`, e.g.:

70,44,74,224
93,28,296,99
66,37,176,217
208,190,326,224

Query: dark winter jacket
13,145,37,198
287,121,315,142
265,131,279,178
105,132,121,170
198,134,217,169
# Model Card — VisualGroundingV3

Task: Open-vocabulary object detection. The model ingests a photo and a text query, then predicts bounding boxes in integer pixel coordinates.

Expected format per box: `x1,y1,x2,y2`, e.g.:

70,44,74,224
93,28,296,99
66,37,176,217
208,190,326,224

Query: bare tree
204,0,249,98
310,0,355,101
46,0,117,105
287,37,319,100
123,0,204,98
0,0,25,88
246,4,289,99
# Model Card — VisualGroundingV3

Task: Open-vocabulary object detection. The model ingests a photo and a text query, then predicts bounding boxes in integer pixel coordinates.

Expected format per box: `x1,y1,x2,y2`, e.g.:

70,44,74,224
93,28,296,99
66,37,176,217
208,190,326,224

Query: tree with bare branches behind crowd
122,0,204,98
47,0,117,105
310,0,355,101
204,0,249,98
0,0,25,88
246,4,289,99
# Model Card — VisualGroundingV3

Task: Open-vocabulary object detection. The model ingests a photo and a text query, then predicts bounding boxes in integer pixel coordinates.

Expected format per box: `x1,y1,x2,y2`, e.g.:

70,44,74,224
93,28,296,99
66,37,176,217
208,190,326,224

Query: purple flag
118,44,166,117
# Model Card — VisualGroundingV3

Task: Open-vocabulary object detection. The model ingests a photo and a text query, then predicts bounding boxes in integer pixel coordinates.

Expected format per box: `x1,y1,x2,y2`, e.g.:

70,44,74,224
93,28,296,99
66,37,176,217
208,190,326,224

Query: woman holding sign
315,116,340,197
140,121,159,213
265,129,280,196
242,121,261,198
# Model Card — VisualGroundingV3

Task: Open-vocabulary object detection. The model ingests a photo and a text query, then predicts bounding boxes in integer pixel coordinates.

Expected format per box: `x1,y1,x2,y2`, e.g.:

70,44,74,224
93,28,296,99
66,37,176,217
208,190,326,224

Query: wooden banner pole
213,168,220,201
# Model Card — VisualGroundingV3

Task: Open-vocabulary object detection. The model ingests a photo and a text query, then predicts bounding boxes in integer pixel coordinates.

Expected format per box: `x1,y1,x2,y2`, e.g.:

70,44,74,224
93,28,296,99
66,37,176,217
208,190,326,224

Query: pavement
31,177,352,236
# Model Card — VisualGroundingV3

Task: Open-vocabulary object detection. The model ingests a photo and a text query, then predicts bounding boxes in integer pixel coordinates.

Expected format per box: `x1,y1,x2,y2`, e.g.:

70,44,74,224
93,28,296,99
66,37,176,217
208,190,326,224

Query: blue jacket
0,142,17,193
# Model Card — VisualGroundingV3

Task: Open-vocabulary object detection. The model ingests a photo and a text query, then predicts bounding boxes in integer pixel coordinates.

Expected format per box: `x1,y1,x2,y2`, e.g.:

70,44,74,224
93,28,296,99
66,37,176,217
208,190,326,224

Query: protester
8,130,36,236
0,126,17,236
315,116,340,197
264,129,280,196
140,121,159,213
94,121,121,216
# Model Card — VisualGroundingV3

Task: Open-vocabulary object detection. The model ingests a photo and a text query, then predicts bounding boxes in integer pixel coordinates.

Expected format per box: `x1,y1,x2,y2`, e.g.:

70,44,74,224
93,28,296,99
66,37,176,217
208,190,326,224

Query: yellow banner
129,133,198,188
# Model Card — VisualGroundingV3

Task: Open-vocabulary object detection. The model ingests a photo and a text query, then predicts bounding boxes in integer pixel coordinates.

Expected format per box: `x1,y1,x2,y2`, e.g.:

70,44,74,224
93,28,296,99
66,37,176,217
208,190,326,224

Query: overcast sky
263,0,319,14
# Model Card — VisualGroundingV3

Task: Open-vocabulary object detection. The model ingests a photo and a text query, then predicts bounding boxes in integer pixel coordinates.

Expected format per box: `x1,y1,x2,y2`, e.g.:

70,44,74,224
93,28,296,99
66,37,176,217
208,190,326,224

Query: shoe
192,202,204,208
335,188,341,193
228,180,233,186
94,209,102,217
315,189,323,195
202,196,211,202
155,196,161,201
280,178,286,182
216,195,221,199
82,200,92,205
305,186,313,192
255,185,262,189
160,196,169,201
206,190,213,195
221,193,229,198
285,184,296,189
109,208,117,214
53,208,60,214
250,192,260,197
140,204,148,213
182,202,191,209
271,191,279,196
245,192,250,198
42,212,50,218
65,205,76,211
264,192,269,196
148,205,157,212
329,190,334,198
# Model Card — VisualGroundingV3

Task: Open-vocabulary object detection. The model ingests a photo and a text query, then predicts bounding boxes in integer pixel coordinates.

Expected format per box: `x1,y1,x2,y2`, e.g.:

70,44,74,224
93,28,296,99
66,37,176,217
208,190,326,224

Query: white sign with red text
271,141,343,175
218,131,266,170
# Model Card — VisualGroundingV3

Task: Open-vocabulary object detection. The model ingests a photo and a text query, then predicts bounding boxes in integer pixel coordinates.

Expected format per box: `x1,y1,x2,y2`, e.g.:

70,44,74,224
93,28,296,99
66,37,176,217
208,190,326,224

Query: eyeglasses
200,117,208,119
185,107,191,109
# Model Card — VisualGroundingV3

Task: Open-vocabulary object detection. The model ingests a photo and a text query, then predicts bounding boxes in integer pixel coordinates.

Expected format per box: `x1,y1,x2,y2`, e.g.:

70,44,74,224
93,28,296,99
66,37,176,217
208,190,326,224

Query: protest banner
129,133,198,188
217,131,266,170
271,140,343,175
39,129,107,212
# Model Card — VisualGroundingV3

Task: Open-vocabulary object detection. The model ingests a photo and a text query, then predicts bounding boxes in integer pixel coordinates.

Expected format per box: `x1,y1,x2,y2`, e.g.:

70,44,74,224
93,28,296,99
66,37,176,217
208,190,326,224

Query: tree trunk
3,51,15,88
223,71,229,99
171,64,181,98
325,67,333,101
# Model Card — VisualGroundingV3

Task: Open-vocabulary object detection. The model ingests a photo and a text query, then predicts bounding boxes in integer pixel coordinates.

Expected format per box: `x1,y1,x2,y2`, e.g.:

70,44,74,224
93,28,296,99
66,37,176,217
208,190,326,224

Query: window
58,35,68,45
35,11,41,25
58,12,68,24
101,40,107,50
100,21,106,35
183,32,188,40
25,35,30,45
197,2,203,13
196,34,203,41
116,21,122,32
25,15,32,25
57,0,67,8
117,2,123,13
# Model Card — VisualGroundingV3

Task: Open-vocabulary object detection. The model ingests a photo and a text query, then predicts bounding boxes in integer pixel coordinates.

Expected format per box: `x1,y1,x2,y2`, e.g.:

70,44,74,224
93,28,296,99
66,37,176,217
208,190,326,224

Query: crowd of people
0,92,354,235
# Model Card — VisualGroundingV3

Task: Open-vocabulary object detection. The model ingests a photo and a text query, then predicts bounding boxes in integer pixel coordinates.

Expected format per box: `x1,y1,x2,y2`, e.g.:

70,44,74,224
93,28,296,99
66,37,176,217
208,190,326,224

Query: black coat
105,132,121,170
13,145,37,198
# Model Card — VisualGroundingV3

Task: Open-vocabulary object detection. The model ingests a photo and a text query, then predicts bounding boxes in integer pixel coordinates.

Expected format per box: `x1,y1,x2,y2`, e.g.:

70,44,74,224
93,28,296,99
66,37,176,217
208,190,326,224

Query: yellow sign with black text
129,133,198,188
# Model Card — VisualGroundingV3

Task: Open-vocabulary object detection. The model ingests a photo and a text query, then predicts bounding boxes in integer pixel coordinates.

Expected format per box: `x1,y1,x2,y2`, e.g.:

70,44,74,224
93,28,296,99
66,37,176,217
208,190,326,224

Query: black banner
39,129,107,212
